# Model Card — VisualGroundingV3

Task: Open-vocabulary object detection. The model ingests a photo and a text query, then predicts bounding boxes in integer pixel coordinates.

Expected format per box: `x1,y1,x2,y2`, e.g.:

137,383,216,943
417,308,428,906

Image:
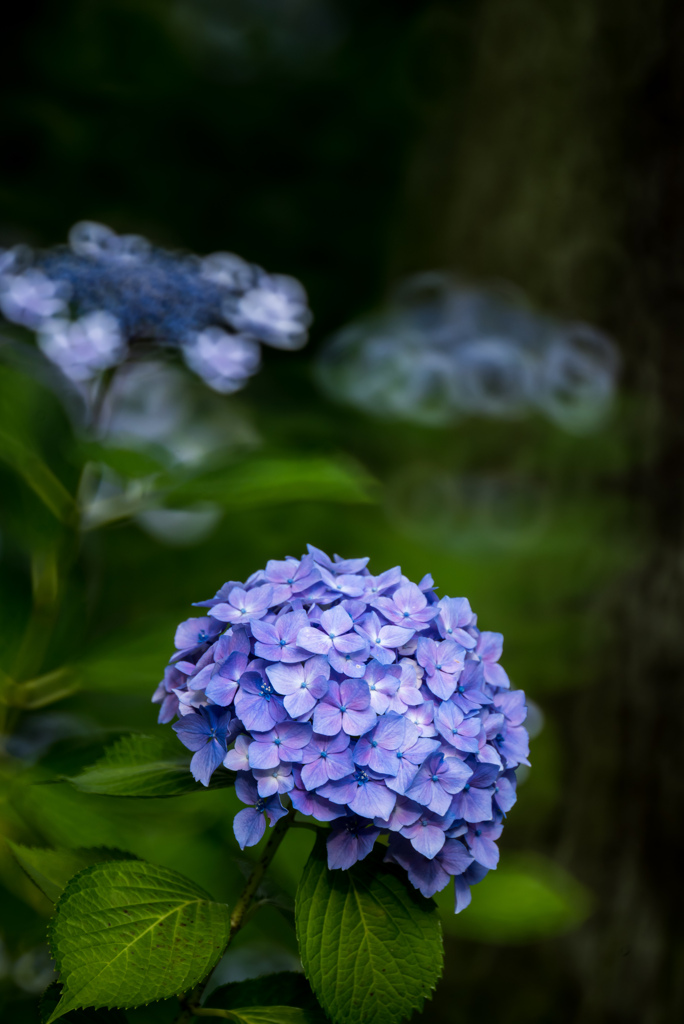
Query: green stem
174,807,295,1024
188,1008,236,1019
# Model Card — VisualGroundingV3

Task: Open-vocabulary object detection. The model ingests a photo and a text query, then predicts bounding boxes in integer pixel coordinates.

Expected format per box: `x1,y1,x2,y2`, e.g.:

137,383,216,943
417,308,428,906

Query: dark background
1,2,683,1022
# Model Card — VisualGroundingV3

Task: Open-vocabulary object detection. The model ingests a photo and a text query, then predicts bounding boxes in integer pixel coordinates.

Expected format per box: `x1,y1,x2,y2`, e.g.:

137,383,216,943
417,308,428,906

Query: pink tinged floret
253,763,294,797
297,606,367,658
300,731,353,790
251,609,310,663
352,711,408,776
327,818,380,870
317,566,366,598
464,820,502,869
436,597,477,649
417,637,465,700
373,795,423,831
290,767,345,821
247,720,312,769
372,583,439,630
354,612,414,665
363,661,401,714
204,650,250,706
385,734,441,795
434,702,482,753
234,671,288,731
407,752,473,815
312,678,377,737
209,583,273,624
223,733,251,771
266,655,329,716
400,810,454,859
174,616,218,652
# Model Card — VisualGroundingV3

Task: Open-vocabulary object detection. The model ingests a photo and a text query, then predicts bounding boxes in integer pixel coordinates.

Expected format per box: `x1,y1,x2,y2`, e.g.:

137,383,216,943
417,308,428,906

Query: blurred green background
1,2,683,1022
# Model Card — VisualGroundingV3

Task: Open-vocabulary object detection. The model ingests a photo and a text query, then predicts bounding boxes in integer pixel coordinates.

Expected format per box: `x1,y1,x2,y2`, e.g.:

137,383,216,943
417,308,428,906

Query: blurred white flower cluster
317,273,620,434
0,221,312,395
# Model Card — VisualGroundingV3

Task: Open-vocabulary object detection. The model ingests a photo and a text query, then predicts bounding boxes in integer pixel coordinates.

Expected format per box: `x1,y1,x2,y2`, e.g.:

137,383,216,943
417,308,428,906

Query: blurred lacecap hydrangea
317,272,620,434
0,221,312,394
154,544,529,913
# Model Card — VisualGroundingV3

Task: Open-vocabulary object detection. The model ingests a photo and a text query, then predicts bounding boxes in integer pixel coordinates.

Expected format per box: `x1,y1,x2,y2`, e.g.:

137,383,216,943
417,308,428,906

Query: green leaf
167,456,374,509
40,981,129,1023
0,427,77,524
436,852,593,943
6,667,80,709
205,972,325,1022
218,1009,316,1024
295,837,443,1024
46,860,231,1022
8,842,137,903
68,733,235,797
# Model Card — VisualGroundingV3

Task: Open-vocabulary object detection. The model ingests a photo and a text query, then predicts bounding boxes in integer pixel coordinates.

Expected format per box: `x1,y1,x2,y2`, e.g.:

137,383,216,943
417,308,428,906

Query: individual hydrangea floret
0,222,312,392
154,545,530,914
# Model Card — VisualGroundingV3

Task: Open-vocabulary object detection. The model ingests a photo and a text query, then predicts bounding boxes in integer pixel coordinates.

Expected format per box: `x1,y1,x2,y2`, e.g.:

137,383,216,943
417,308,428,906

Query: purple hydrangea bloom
155,547,529,912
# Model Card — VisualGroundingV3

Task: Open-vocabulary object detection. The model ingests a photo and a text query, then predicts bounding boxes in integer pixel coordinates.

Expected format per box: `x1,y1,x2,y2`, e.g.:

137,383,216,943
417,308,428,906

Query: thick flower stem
174,807,296,1023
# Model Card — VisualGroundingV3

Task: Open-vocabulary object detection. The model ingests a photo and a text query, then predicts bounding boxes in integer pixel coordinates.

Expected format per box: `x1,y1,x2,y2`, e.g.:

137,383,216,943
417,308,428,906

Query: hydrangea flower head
0,222,311,393
154,546,530,913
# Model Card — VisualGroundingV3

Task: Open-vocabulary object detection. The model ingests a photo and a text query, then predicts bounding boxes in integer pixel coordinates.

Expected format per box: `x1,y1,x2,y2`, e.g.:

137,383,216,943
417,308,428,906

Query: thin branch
173,807,296,1023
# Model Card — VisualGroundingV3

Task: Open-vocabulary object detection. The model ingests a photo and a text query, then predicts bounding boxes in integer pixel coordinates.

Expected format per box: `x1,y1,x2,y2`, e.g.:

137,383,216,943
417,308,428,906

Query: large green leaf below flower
295,836,443,1024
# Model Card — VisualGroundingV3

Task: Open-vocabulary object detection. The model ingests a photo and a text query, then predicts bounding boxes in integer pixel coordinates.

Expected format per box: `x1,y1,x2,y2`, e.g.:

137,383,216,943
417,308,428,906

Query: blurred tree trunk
397,2,684,1021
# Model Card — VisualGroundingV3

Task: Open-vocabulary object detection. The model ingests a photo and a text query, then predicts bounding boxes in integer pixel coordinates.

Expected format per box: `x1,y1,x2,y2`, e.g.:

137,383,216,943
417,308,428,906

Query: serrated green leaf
40,981,129,1023
8,842,137,903
295,838,443,1024
220,1009,316,1024
205,971,325,1022
68,733,235,797
46,860,231,1023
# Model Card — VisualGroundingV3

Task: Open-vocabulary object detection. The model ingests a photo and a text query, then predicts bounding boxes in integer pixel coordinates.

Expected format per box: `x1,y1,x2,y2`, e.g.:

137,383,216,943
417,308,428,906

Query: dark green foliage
206,972,326,1023
8,842,138,903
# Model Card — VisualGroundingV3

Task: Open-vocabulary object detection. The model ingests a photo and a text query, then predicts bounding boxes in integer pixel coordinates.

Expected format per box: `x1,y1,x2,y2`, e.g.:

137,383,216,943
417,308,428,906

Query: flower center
353,769,368,785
